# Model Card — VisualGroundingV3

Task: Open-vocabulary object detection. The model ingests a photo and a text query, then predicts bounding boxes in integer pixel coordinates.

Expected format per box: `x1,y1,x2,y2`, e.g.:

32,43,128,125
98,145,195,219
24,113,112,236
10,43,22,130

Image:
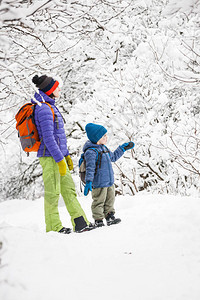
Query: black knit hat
32,75,59,96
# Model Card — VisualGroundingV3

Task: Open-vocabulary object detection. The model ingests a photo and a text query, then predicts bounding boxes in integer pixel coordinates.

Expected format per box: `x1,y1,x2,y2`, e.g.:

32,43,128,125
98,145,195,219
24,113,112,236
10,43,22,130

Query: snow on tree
0,0,199,200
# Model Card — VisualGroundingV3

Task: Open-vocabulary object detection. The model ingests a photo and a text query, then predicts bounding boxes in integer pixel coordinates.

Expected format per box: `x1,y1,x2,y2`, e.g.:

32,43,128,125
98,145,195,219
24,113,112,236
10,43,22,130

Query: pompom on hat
32,75,59,96
85,123,107,144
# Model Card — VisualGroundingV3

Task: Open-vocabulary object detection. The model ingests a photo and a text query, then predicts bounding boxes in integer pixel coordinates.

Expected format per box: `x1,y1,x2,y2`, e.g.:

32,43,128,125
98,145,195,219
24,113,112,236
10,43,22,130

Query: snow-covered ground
0,194,200,300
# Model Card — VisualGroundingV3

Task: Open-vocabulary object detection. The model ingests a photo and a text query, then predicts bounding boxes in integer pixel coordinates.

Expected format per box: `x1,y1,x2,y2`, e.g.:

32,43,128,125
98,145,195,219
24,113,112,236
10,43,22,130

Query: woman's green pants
39,157,89,232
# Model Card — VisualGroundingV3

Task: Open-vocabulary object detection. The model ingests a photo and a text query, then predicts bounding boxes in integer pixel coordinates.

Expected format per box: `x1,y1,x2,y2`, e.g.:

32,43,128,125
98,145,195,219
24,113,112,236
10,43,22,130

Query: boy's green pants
39,157,89,232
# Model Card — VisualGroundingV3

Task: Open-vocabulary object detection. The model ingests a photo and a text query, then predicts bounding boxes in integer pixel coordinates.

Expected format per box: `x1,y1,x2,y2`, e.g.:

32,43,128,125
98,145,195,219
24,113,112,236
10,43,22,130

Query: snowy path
0,194,200,300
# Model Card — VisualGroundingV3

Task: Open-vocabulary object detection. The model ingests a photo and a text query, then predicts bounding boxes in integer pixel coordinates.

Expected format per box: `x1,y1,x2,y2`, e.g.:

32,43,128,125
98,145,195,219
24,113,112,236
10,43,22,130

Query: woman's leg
60,165,89,231
39,157,63,232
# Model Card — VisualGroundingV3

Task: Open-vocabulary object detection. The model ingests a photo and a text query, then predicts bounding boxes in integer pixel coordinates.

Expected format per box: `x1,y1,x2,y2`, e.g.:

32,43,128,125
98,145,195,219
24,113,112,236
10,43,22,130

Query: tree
0,0,200,200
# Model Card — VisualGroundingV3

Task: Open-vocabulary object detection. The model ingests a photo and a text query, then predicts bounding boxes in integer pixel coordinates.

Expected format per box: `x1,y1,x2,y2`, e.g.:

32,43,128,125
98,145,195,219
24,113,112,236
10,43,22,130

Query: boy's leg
60,165,89,231
104,184,115,217
91,187,107,220
39,157,63,233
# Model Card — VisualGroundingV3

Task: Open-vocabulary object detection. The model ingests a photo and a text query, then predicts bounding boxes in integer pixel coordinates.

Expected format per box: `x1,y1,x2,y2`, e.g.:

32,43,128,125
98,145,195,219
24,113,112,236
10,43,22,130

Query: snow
0,194,200,300
1,0,200,198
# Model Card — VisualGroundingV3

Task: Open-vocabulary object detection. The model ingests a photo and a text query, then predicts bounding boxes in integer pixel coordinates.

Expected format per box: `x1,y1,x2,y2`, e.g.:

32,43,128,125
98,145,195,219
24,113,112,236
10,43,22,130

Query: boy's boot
106,212,121,226
95,219,105,227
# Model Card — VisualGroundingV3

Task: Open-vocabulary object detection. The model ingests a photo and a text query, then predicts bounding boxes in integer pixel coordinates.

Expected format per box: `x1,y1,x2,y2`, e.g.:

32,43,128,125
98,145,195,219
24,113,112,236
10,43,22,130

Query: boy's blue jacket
31,90,69,162
83,140,124,188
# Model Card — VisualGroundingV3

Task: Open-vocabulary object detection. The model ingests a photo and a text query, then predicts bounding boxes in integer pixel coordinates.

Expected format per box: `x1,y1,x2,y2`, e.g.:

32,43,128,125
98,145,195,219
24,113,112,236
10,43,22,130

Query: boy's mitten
57,159,67,176
120,141,135,152
84,181,92,196
65,155,73,171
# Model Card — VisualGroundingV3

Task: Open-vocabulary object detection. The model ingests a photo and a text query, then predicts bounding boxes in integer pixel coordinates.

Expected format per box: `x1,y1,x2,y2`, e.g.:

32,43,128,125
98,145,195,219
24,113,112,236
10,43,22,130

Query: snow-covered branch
0,0,53,23
1,0,200,198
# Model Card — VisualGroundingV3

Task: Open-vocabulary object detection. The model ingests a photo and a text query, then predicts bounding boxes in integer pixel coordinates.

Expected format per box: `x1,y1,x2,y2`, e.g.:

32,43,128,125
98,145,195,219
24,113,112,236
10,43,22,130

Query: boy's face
97,134,108,145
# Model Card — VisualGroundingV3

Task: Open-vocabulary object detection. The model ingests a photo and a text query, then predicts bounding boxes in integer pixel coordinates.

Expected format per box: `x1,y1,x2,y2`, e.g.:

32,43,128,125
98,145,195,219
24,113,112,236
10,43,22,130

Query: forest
0,0,200,200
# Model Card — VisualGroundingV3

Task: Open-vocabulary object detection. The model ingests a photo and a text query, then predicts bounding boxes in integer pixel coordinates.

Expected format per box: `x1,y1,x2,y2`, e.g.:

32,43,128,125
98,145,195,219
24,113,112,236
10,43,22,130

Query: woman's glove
65,155,73,171
57,159,67,176
84,181,92,196
120,141,135,152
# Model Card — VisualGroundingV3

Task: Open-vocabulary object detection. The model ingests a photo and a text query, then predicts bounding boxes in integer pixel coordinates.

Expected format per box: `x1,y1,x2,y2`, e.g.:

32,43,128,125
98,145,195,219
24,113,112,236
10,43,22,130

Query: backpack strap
95,149,103,170
84,147,103,172
98,146,110,168
44,102,55,121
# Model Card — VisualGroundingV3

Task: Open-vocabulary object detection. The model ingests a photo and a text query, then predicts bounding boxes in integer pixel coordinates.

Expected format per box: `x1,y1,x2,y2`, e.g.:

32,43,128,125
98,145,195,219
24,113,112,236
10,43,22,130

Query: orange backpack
15,102,55,155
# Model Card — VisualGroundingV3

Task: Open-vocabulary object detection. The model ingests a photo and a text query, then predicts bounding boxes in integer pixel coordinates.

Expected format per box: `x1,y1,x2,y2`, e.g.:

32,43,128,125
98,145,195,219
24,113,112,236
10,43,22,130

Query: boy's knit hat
32,75,59,96
85,123,107,144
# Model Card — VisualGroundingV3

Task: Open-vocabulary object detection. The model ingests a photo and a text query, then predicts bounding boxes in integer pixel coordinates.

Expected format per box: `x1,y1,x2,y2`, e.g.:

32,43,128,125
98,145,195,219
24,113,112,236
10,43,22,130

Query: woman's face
53,86,61,98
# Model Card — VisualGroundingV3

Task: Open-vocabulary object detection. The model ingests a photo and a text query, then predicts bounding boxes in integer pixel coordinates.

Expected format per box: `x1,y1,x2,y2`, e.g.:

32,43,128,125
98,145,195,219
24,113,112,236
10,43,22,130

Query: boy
83,123,134,227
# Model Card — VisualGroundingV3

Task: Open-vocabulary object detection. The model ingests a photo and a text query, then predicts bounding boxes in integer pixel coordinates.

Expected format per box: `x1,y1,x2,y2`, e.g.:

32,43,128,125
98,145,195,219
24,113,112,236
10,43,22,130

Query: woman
32,74,94,233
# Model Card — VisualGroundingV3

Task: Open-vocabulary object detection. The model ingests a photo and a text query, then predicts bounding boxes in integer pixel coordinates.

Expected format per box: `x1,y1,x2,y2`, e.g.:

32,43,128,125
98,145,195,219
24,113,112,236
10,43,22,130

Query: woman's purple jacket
31,90,69,162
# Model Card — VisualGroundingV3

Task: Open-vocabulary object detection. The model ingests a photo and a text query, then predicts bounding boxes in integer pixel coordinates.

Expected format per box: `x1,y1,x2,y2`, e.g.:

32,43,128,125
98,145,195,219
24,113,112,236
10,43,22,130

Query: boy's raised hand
120,141,135,152
84,181,92,196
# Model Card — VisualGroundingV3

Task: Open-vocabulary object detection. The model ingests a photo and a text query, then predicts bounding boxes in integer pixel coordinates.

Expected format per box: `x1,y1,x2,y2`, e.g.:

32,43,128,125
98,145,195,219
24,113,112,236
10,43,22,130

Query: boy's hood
83,140,102,152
